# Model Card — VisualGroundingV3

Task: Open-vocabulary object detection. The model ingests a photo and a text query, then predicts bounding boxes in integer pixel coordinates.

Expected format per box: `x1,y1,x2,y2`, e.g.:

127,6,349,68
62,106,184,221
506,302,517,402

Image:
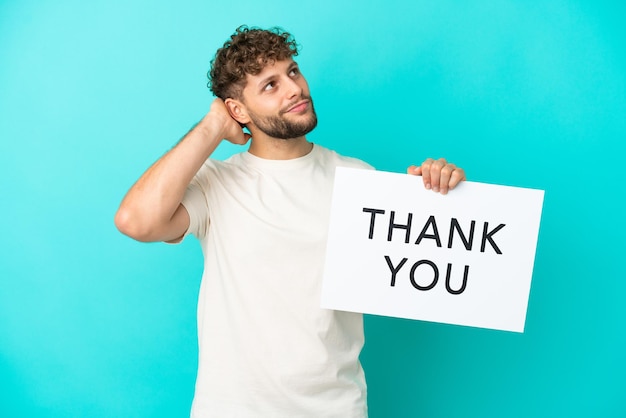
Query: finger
439,163,455,195
420,158,434,189
407,165,422,176
448,167,466,190
429,158,446,193
232,130,251,145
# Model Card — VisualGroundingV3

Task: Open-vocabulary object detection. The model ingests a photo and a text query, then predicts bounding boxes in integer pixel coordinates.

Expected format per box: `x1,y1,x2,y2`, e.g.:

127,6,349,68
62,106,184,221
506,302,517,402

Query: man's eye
289,68,299,76
264,82,275,91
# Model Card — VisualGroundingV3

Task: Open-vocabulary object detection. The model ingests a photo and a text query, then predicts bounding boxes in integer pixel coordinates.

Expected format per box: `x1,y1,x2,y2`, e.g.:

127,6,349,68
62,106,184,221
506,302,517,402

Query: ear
224,98,251,125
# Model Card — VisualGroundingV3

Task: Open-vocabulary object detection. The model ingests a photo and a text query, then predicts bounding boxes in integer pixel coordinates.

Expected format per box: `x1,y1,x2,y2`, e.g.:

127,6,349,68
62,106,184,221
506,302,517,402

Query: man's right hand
203,98,251,146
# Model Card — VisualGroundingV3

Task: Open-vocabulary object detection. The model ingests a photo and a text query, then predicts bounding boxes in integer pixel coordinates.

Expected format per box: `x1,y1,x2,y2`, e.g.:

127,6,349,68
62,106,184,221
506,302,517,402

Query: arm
114,99,250,243
407,158,466,195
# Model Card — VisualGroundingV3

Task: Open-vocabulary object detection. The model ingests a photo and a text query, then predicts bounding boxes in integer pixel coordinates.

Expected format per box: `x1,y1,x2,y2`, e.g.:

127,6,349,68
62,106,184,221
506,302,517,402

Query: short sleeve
180,164,211,240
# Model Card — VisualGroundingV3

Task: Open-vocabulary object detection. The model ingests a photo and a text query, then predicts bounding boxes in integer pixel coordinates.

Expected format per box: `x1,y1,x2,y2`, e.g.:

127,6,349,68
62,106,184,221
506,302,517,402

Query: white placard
321,167,544,333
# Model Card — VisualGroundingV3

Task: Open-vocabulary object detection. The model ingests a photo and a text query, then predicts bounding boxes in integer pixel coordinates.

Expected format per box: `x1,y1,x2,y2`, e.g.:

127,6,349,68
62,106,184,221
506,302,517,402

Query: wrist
197,113,227,144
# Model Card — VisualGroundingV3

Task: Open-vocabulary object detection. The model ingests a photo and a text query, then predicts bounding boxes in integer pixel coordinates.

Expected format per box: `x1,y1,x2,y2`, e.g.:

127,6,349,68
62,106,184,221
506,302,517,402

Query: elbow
114,207,154,242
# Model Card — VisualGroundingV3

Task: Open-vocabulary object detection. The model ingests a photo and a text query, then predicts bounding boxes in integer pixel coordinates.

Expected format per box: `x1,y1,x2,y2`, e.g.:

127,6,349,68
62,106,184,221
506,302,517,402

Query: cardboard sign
321,167,544,332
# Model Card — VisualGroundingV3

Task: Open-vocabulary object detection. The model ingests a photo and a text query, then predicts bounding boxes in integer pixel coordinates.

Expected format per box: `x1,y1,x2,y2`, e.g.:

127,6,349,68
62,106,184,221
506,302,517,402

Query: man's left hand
407,158,466,195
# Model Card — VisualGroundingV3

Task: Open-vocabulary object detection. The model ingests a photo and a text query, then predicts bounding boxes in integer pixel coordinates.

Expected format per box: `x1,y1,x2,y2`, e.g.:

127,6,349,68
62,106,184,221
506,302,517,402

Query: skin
114,58,465,243
408,158,465,195
224,59,316,159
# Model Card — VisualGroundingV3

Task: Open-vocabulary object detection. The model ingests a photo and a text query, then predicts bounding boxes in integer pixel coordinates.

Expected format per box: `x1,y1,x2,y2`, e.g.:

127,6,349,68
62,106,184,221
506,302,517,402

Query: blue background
1,1,624,417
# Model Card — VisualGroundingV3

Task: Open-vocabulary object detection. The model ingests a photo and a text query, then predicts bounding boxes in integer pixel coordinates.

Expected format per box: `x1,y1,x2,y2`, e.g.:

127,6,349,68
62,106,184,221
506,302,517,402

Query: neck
247,134,313,160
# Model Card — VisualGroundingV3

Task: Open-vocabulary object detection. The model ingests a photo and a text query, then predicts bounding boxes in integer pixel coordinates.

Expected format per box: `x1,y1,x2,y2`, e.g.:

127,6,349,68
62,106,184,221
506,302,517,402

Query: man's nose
284,77,302,99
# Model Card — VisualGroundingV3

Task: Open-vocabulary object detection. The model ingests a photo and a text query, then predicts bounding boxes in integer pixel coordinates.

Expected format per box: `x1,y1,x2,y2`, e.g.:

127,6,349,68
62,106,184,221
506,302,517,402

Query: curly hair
208,25,299,100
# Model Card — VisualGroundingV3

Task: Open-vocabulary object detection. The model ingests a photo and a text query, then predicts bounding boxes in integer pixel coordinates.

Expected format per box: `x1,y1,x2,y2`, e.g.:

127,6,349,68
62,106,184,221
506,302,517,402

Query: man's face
240,58,317,139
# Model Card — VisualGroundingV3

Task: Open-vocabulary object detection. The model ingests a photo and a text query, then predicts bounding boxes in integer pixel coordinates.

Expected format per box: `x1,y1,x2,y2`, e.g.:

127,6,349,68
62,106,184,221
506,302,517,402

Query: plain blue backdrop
1,0,625,417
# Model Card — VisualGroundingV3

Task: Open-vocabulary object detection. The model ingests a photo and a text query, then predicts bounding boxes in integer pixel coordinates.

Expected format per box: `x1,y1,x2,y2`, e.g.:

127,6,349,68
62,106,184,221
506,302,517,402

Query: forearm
115,117,222,241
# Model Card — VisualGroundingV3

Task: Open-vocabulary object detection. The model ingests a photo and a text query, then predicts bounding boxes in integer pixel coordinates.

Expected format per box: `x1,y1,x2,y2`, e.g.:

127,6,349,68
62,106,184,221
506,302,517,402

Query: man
115,26,465,418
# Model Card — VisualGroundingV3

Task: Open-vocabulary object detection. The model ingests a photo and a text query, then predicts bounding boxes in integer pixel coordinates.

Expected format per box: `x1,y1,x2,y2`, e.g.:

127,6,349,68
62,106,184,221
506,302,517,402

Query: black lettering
447,218,475,251
362,208,385,239
414,216,442,247
480,222,505,254
385,256,408,287
387,211,413,243
409,260,439,291
445,263,469,295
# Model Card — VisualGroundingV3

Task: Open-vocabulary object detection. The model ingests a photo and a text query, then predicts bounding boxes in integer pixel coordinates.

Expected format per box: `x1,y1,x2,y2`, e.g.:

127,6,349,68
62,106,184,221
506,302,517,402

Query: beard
248,97,318,140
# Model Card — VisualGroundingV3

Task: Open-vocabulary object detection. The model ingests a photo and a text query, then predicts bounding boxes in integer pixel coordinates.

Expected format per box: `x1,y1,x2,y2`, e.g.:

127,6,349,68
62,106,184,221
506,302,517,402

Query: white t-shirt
182,144,372,418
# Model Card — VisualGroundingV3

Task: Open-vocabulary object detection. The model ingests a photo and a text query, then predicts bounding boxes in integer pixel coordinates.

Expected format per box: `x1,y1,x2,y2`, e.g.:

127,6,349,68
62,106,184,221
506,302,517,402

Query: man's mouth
285,100,309,113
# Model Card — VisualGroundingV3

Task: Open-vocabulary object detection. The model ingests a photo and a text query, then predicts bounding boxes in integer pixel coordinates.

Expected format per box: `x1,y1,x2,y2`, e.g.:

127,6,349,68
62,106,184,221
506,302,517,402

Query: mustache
280,94,313,114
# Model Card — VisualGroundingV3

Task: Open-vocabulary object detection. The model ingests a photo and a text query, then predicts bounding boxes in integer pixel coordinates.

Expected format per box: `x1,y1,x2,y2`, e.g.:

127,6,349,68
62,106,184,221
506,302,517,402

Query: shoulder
314,145,375,170
201,152,249,173
191,152,248,188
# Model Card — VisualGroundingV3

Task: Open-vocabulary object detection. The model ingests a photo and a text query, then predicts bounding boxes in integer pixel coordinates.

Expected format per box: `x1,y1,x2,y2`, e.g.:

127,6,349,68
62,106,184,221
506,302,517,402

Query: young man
115,26,465,418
